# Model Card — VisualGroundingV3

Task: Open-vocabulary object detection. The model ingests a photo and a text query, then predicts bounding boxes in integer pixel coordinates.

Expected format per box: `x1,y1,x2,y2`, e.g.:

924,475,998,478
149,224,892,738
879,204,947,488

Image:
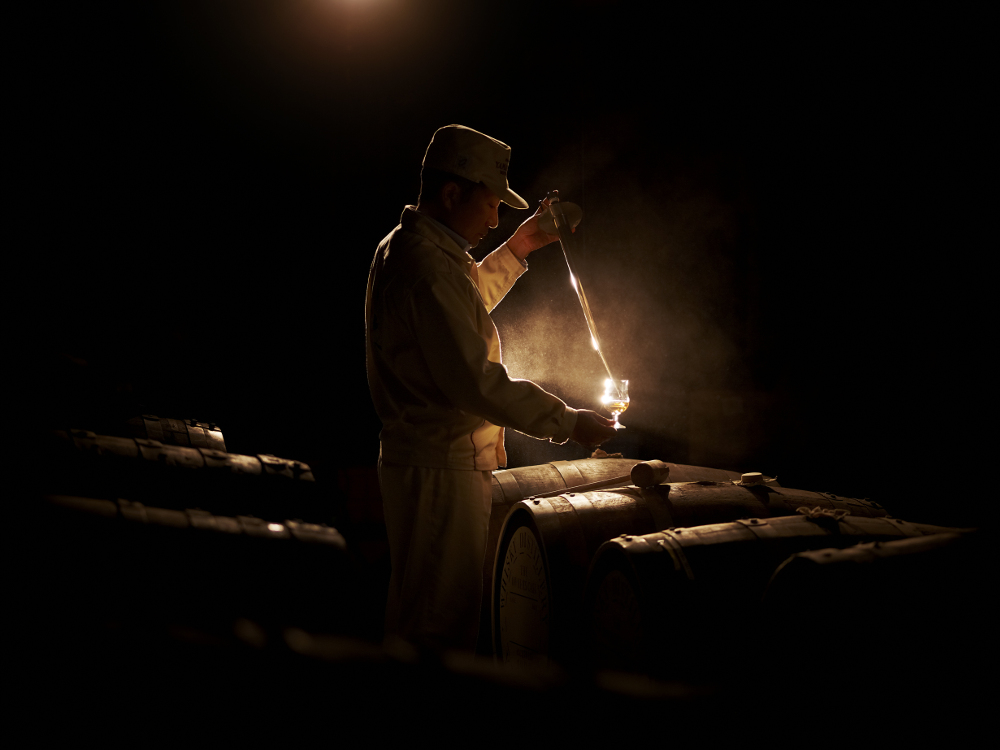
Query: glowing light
601,379,629,429
569,273,578,290
267,523,284,532
591,336,599,351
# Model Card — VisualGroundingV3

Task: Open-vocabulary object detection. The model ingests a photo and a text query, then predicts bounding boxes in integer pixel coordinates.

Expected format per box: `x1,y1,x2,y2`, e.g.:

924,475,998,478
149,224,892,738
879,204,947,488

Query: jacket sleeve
404,266,577,444
475,243,525,313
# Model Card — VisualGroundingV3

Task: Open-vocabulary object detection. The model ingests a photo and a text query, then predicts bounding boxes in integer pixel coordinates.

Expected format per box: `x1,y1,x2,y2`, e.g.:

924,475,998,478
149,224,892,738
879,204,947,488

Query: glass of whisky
601,379,629,429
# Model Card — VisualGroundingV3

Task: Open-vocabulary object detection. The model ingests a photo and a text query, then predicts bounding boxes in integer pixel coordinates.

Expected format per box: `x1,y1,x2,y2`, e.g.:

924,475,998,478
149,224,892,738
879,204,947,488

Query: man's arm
475,194,562,312
407,269,614,447
473,195,617,447
504,196,561,261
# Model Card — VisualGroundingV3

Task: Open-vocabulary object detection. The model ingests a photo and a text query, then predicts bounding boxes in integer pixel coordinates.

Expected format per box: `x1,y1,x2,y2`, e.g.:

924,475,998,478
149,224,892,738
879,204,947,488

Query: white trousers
379,460,492,652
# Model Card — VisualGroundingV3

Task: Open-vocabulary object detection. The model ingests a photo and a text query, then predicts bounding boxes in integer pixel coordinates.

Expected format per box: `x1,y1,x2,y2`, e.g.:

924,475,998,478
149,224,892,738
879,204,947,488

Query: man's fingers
571,410,619,448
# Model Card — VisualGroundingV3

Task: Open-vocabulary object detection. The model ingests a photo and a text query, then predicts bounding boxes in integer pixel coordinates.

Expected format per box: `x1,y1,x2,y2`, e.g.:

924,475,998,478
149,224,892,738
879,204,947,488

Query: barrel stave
125,414,228,453
491,459,642,505
566,490,661,564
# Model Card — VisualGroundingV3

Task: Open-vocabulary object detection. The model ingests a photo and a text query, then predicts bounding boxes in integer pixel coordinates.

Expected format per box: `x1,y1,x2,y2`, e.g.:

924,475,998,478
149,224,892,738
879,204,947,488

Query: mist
477,121,771,473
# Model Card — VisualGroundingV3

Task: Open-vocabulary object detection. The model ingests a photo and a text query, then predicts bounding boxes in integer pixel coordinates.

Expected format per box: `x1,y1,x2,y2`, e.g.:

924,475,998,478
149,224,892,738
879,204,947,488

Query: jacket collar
400,206,472,262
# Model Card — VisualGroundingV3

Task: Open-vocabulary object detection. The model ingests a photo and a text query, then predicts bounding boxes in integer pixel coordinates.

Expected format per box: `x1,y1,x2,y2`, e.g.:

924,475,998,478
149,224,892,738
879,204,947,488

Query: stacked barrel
20,418,356,652
488,459,981,692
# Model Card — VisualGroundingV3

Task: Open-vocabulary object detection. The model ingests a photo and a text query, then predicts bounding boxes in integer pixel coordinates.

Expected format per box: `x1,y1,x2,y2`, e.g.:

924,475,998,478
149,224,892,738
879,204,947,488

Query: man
365,124,616,652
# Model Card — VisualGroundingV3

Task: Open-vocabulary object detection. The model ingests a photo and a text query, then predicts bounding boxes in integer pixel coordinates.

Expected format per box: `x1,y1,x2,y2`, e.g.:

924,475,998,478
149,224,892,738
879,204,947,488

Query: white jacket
366,207,577,470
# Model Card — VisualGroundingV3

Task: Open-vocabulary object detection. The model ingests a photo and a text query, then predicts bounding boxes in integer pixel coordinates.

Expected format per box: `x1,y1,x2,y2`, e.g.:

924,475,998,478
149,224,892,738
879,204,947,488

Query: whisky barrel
24,493,351,637
492,481,889,668
479,459,749,657
758,530,987,707
761,529,985,631
583,511,957,679
124,415,227,452
37,429,324,522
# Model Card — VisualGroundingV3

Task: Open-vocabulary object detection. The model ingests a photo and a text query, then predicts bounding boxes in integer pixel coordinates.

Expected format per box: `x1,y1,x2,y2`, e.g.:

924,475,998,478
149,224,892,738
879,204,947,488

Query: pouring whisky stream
540,191,623,401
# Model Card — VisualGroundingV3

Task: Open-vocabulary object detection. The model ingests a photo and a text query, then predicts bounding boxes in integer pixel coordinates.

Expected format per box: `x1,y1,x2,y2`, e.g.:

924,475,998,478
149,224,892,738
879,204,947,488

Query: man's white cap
422,124,530,209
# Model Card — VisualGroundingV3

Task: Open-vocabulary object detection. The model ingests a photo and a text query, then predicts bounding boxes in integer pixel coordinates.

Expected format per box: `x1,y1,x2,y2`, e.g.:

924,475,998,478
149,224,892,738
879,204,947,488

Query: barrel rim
491,503,551,667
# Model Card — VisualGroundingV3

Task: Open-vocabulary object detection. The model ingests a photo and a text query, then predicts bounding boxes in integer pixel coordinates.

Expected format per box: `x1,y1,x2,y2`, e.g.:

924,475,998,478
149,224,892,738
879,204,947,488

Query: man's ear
440,181,461,211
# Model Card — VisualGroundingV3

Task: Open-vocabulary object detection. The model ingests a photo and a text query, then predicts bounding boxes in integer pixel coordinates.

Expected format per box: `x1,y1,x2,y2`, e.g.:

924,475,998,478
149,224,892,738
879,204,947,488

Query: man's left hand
506,197,561,261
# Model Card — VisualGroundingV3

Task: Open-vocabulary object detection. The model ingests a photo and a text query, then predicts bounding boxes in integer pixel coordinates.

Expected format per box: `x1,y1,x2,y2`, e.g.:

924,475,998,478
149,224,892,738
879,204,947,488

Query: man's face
447,184,501,247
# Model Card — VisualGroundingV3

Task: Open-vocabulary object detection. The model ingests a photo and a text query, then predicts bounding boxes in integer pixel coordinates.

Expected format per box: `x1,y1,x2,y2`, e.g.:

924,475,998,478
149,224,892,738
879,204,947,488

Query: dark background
17,1,985,527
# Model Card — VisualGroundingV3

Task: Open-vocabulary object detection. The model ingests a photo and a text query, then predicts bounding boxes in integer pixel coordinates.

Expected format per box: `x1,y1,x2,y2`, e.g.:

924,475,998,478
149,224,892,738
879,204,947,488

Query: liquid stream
551,199,624,401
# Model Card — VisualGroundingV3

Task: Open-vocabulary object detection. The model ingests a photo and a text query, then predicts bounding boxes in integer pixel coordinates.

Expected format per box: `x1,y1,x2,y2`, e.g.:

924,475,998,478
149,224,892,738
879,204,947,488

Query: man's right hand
505,195,561,261
571,410,618,449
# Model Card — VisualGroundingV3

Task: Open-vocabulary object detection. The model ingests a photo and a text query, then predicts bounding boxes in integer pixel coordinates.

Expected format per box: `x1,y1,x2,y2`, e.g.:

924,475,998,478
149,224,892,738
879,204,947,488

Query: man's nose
489,206,499,228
